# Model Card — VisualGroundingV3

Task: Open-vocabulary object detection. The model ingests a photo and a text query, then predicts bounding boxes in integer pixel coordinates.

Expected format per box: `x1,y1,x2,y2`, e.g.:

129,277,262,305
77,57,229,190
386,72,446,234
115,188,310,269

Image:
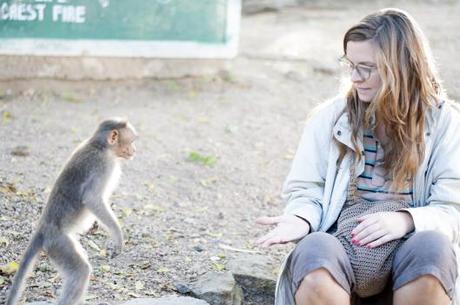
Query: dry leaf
128,292,141,298
2,111,13,124
87,240,101,251
121,207,133,217
144,182,156,193
144,204,165,213
135,281,144,291
0,237,9,247
212,262,225,271
199,176,218,187
207,232,223,238
139,262,151,270
0,261,19,275
157,267,169,273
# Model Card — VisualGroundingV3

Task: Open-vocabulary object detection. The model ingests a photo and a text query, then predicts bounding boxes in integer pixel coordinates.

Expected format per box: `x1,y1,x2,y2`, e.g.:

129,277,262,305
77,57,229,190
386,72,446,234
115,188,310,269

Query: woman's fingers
256,228,277,245
255,215,310,248
352,212,405,247
261,236,283,248
367,233,394,248
256,228,286,248
356,229,386,246
353,221,381,241
352,214,380,236
357,213,374,223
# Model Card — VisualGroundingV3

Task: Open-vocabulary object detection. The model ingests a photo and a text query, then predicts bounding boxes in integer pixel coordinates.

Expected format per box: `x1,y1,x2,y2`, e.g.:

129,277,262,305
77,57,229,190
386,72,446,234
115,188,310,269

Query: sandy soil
1,1,459,304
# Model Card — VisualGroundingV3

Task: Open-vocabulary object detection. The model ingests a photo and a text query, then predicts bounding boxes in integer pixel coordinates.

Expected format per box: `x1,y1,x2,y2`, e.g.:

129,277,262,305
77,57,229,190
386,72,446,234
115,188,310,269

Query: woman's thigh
357,231,457,305
392,230,457,299
290,232,355,294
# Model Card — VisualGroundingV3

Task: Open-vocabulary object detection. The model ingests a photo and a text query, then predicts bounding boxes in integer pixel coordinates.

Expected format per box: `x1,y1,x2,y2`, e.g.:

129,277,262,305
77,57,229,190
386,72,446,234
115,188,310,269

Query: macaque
6,118,137,305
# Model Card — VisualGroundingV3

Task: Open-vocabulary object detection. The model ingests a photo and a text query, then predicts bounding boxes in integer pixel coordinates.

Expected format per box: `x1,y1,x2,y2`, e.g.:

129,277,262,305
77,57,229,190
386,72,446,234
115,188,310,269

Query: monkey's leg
47,235,91,305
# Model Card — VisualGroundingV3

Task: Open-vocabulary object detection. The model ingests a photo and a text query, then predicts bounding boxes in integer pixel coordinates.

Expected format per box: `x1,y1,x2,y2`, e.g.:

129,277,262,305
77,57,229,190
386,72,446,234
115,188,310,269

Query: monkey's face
109,126,138,160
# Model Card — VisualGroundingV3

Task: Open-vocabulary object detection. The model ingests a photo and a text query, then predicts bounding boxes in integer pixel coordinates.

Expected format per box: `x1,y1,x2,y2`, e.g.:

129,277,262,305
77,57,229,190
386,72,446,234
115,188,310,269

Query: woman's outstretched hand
351,211,415,248
255,215,310,248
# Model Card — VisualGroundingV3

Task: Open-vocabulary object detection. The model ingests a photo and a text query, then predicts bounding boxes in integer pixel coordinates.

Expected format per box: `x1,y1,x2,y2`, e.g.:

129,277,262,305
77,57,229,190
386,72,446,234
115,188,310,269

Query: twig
218,243,261,254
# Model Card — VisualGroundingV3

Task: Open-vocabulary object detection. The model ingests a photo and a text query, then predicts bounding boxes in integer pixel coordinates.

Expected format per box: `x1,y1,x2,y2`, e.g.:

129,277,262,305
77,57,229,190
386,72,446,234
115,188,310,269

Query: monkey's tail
5,233,44,305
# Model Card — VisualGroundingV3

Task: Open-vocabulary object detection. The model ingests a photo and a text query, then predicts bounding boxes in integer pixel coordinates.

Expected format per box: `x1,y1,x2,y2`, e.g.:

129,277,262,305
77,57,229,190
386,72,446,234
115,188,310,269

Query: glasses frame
339,56,378,81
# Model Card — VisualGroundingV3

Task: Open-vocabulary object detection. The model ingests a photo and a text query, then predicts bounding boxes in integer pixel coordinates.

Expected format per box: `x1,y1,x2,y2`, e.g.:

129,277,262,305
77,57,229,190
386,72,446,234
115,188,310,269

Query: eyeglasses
339,56,377,81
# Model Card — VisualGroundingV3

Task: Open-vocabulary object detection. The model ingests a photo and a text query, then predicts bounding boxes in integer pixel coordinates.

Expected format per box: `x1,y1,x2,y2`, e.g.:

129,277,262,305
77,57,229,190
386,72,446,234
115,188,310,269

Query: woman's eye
357,65,372,74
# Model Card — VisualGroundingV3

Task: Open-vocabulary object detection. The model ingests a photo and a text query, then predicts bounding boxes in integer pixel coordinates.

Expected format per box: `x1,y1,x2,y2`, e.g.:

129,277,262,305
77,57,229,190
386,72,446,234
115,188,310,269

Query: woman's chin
357,92,373,103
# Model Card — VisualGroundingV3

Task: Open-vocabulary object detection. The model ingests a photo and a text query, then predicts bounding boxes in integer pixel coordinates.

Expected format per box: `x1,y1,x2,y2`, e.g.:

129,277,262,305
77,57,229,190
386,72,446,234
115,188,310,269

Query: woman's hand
351,211,415,248
255,215,310,248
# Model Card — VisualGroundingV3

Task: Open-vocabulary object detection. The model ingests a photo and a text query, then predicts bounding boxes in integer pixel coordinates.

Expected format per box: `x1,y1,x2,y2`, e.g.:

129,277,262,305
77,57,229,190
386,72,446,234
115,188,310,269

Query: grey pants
290,231,457,303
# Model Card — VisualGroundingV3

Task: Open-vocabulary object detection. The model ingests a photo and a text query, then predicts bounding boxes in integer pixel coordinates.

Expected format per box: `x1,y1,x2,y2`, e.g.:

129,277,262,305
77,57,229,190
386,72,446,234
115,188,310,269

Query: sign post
0,0,241,58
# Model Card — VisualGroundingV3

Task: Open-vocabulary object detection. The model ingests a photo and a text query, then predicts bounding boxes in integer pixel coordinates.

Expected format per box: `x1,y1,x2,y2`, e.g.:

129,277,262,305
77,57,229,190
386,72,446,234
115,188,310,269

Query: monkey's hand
106,240,123,258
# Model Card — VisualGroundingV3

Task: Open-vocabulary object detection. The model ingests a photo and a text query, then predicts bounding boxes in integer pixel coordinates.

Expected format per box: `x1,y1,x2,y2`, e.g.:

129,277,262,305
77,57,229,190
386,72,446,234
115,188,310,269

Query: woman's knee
292,232,341,262
299,268,339,296
290,232,352,293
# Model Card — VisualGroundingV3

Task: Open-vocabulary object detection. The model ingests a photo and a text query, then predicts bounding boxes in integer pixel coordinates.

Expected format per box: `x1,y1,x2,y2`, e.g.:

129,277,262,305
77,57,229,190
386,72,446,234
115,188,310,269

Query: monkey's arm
81,181,123,256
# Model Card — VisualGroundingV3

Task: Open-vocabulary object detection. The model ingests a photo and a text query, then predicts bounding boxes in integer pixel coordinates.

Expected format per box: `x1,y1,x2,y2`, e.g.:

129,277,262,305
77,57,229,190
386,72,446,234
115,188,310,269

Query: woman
256,8,460,305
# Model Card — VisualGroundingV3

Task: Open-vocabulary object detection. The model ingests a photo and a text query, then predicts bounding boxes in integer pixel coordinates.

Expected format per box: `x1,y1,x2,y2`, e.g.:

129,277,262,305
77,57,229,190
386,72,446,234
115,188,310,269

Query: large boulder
189,272,243,305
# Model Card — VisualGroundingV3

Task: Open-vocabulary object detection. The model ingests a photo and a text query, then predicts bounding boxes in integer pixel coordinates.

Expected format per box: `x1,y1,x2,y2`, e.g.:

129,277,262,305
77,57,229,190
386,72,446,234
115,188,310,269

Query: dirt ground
1,1,459,304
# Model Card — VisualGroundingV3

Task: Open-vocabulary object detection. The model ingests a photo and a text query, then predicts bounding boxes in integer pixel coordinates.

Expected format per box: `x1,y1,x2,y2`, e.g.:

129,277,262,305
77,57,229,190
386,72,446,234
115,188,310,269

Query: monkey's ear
107,130,119,145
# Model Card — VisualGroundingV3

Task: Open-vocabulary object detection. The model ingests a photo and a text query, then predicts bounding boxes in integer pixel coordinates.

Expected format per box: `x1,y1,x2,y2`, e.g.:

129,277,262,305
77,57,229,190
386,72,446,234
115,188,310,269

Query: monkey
6,118,138,305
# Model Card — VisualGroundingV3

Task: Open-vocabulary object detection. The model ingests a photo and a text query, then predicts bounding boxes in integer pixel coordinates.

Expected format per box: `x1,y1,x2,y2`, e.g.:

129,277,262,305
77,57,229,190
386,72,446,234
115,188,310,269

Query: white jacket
275,96,460,305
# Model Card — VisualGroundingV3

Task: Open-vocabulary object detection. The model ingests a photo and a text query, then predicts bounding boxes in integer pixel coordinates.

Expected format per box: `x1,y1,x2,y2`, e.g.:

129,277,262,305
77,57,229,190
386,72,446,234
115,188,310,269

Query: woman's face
345,40,382,102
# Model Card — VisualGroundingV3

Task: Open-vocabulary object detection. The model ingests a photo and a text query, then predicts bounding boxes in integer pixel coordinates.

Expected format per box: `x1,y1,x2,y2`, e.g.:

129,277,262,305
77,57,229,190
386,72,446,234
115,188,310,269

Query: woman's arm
256,99,339,247
281,124,327,232
403,103,460,243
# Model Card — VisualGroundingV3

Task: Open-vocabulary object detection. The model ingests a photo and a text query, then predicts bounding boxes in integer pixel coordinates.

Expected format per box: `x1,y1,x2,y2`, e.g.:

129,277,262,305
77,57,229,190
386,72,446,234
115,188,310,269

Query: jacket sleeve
404,104,460,244
282,105,333,232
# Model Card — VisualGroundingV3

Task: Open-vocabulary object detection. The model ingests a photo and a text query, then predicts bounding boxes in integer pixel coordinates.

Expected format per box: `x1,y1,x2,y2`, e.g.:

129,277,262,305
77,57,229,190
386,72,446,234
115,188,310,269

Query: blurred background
0,0,459,304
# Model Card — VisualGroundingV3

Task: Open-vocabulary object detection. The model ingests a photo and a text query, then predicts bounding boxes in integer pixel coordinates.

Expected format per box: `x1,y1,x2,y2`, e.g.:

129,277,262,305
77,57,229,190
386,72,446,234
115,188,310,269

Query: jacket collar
332,111,363,153
332,101,443,153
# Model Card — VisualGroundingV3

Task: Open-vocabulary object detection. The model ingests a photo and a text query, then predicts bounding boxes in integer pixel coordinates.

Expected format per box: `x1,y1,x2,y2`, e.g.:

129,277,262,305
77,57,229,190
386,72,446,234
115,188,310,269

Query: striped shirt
356,129,413,202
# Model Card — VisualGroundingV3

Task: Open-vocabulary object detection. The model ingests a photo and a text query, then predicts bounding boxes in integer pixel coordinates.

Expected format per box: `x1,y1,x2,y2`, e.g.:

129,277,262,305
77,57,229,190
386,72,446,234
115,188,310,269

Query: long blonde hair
340,8,444,191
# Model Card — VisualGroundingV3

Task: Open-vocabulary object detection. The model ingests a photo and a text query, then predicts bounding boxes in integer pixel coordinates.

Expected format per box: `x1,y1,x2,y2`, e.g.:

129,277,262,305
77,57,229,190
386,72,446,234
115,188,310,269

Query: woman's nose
350,68,363,83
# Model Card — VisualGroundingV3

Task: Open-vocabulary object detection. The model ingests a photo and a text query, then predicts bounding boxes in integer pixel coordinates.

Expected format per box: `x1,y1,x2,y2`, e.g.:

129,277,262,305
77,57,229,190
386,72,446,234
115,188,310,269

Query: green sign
0,0,241,58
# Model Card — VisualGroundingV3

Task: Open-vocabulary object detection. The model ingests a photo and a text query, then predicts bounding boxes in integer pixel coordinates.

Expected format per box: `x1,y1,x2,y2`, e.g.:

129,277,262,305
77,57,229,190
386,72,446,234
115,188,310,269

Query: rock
26,302,52,305
11,145,30,157
120,296,209,305
189,272,243,305
227,255,277,305
227,255,277,293
175,282,192,294
193,245,204,252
